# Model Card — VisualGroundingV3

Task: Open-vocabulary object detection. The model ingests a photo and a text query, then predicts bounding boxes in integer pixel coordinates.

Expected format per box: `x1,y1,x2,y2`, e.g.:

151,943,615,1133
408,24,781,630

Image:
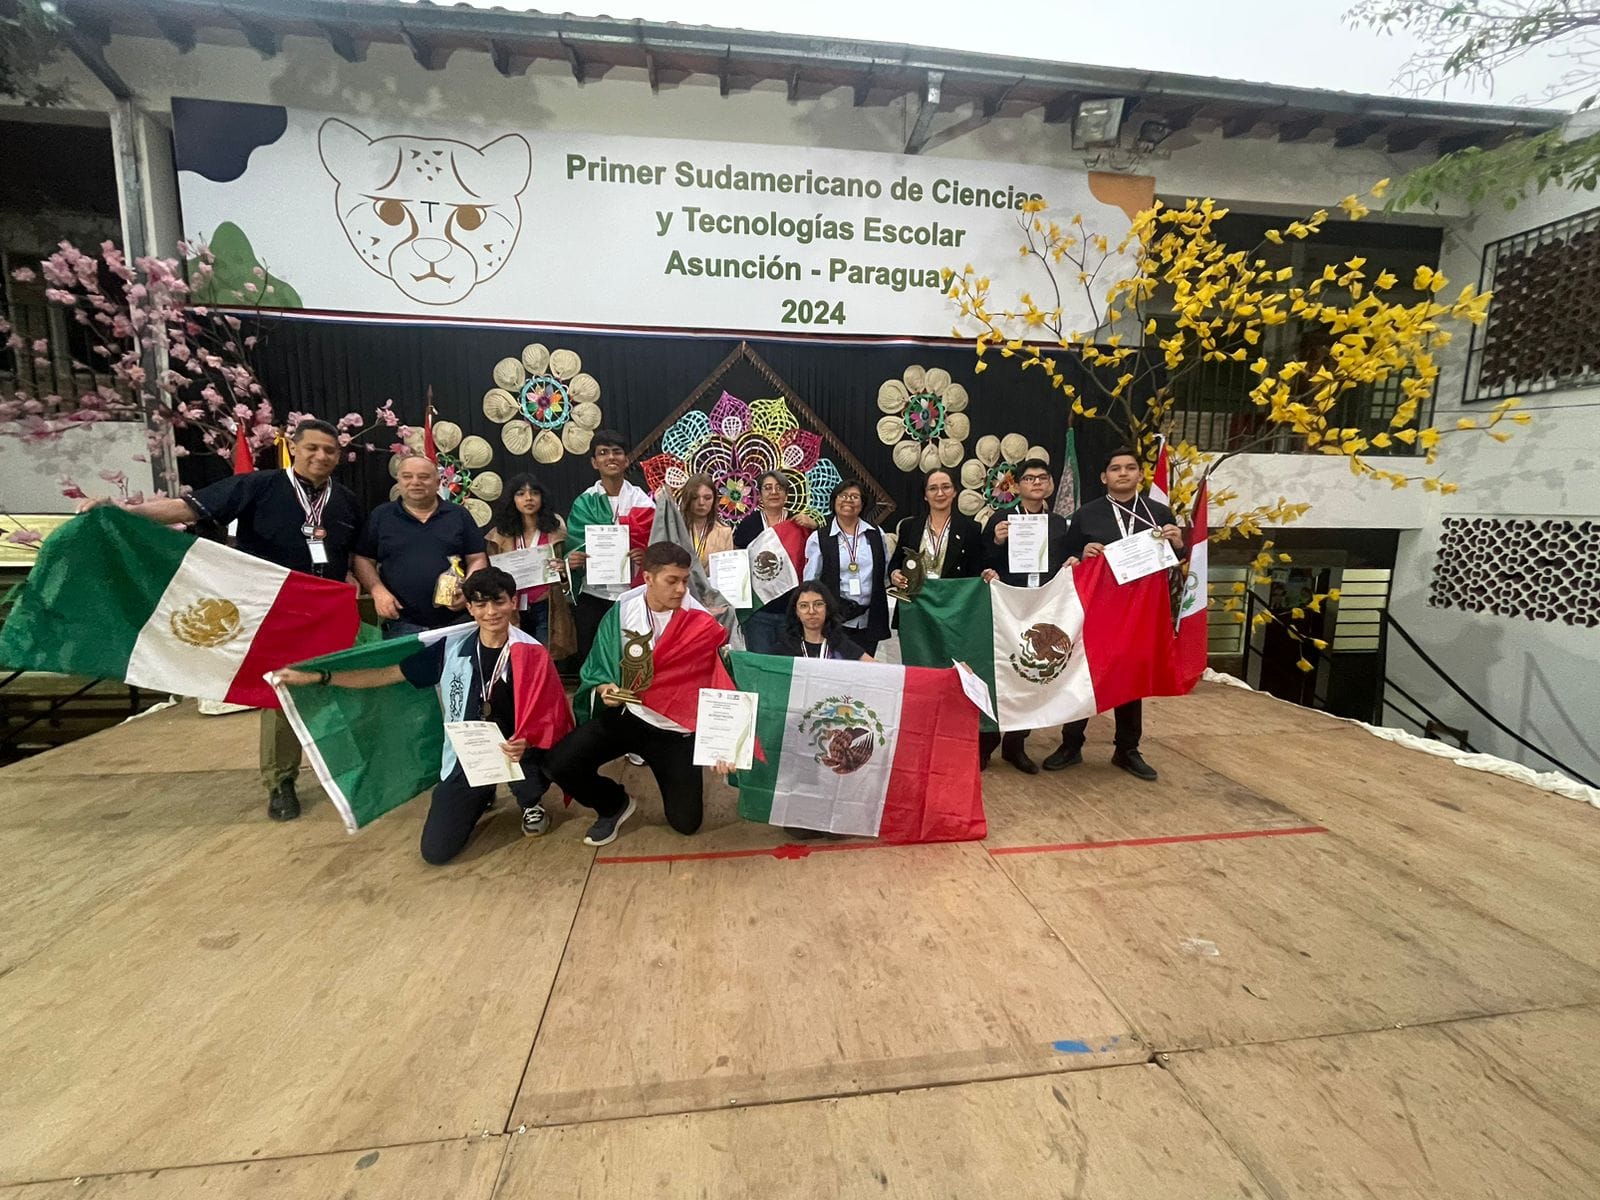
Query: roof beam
399,24,445,70
905,69,944,155
235,16,280,59
853,64,874,107
148,8,196,54
1439,130,1496,154
62,13,131,99
558,32,586,83
1042,93,1077,124
980,76,1024,120
1221,111,1260,138
1333,119,1381,148
1385,124,1434,153
490,39,514,77
1277,115,1321,143
787,64,800,102
318,22,365,63
719,45,731,97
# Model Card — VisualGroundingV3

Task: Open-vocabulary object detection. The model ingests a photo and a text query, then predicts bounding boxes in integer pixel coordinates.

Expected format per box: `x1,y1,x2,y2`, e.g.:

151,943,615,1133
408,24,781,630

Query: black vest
816,523,890,640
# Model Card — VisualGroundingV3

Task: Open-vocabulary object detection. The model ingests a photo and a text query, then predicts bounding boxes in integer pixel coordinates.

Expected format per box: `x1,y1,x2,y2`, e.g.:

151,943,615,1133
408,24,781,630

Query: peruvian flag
1150,435,1171,508
0,507,358,710
575,585,729,729
1169,478,1210,692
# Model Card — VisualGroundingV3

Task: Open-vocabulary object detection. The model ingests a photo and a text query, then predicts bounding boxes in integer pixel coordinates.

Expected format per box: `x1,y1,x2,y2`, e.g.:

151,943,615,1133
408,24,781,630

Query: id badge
307,539,329,566
844,572,863,597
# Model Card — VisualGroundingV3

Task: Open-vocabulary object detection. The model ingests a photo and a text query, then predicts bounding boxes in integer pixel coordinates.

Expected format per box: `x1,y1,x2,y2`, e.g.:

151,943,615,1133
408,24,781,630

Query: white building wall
1386,156,1600,786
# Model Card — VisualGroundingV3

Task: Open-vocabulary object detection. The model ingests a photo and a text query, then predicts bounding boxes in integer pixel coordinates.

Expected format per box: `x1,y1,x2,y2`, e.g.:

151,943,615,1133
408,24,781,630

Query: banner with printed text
170,97,1151,338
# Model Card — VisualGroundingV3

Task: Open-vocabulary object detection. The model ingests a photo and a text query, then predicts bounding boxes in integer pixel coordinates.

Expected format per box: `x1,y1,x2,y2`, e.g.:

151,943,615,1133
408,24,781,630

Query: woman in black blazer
890,467,984,588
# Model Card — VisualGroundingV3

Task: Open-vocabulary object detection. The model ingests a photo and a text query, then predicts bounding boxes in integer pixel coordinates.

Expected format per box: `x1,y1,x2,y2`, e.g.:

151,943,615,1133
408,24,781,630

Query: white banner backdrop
173,99,1150,338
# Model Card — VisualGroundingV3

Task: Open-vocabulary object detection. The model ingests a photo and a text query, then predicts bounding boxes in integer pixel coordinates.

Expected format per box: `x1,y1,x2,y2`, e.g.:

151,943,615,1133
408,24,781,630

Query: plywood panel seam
0,1135,510,1192
1145,1054,1286,1200
499,843,601,1137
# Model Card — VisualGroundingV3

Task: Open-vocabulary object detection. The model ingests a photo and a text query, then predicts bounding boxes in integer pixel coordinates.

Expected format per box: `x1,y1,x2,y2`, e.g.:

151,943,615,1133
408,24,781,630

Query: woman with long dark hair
890,467,984,587
802,478,889,657
486,474,566,643
781,580,873,662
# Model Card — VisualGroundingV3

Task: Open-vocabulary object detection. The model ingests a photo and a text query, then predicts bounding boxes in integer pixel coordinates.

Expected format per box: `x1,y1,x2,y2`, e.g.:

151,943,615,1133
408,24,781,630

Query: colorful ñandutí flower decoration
639,392,841,524
958,432,1050,527
481,343,605,464
876,364,971,474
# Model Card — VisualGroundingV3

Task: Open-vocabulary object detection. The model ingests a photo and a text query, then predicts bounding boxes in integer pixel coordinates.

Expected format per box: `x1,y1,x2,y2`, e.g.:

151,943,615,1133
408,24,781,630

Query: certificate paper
693,688,758,770
443,721,526,787
952,660,997,721
491,545,558,590
708,549,753,609
1006,513,1050,576
1102,531,1179,585
582,524,631,586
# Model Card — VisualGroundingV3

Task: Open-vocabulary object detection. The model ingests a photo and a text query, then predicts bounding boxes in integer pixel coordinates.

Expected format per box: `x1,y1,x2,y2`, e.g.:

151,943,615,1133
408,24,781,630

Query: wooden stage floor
2,682,1598,1197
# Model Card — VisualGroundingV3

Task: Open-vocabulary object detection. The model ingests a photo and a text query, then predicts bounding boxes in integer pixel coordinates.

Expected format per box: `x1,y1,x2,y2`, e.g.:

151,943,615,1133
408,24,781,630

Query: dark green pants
259,707,302,794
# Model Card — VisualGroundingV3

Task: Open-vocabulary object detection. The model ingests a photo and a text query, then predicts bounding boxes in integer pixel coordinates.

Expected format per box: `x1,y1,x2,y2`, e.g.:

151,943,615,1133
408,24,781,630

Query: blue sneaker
583,796,637,847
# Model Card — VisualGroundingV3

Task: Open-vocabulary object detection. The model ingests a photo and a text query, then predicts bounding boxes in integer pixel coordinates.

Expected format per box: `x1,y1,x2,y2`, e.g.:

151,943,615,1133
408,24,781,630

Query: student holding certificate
274,567,574,863
802,479,890,656
1044,446,1186,782
486,474,566,643
978,458,1075,774
565,430,656,661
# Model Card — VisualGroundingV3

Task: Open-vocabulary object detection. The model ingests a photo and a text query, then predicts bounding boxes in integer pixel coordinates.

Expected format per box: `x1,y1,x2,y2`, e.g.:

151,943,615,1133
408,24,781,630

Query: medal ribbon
476,640,513,716
287,470,330,533
1110,497,1159,541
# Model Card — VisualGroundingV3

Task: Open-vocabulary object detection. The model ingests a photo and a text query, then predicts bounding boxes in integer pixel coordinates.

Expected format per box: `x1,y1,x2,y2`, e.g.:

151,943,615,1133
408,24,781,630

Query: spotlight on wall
1071,98,1126,151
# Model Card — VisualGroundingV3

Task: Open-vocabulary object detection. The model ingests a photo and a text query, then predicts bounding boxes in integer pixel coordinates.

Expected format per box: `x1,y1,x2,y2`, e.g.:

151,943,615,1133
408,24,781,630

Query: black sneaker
1112,749,1158,781
583,796,637,847
521,803,551,837
1042,746,1083,771
268,780,301,821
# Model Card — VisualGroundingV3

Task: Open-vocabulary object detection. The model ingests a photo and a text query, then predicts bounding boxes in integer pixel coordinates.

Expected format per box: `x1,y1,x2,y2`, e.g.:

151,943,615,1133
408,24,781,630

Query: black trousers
574,592,614,664
420,755,550,866
850,633,883,658
979,730,1030,759
546,706,704,834
1058,700,1143,754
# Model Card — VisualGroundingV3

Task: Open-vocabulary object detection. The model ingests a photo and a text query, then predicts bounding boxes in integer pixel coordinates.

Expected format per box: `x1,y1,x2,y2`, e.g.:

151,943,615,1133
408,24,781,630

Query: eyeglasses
926,484,955,493
1020,474,1051,483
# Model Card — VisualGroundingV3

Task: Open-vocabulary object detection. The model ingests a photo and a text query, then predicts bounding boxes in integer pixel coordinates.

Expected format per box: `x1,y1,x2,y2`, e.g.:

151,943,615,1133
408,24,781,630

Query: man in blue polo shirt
353,454,488,638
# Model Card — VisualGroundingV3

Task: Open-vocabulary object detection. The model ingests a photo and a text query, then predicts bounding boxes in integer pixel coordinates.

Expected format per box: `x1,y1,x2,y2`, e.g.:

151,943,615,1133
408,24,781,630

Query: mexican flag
272,624,572,832
747,519,808,606
727,652,985,842
0,506,357,709
898,556,1177,732
565,482,655,594
574,585,728,728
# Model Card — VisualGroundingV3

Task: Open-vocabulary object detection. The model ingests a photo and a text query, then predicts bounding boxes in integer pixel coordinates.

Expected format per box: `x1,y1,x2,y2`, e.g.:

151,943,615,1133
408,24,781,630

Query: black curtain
229,317,1129,523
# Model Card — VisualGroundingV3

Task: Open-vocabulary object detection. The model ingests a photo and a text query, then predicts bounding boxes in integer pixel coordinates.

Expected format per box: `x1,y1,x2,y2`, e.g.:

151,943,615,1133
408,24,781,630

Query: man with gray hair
353,454,488,639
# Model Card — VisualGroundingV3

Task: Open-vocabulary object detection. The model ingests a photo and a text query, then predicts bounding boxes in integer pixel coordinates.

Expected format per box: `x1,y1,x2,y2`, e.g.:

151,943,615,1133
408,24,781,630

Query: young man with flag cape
546,541,730,847
563,429,656,661
273,566,573,864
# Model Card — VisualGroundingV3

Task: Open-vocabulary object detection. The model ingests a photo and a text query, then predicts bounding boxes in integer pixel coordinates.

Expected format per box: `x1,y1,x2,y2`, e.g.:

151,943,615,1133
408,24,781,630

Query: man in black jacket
1043,446,1185,782
979,459,1074,773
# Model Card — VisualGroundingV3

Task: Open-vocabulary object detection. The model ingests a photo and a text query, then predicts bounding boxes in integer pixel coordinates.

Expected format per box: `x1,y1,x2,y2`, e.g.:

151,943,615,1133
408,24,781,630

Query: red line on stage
593,824,1329,865
986,825,1330,856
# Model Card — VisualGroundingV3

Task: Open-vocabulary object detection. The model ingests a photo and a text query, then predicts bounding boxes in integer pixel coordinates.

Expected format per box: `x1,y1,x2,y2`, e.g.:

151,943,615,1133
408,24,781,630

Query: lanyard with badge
475,639,513,721
289,471,331,567
840,525,866,597
1110,496,1160,542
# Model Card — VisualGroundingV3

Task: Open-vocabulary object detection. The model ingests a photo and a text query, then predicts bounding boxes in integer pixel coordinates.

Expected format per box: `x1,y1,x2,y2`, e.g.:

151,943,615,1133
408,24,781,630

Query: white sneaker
520,803,551,837
624,753,646,766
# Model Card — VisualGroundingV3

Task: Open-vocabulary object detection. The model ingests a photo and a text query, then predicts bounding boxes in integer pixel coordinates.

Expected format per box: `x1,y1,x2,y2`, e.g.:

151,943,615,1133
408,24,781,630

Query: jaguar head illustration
318,118,531,305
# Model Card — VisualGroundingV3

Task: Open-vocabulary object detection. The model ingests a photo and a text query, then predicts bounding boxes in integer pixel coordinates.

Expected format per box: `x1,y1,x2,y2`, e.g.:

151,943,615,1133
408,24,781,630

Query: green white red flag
726,651,986,842
0,507,358,709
